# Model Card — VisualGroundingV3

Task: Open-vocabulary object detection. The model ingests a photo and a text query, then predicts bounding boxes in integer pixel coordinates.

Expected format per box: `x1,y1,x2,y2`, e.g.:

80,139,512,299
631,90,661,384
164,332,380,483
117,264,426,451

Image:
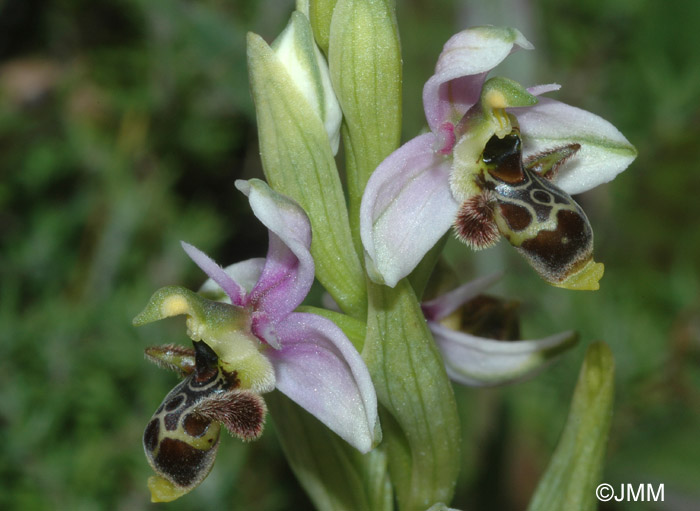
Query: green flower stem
527,342,615,511
268,391,393,511
328,0,402,254
364,279,461,511
247,32,366,318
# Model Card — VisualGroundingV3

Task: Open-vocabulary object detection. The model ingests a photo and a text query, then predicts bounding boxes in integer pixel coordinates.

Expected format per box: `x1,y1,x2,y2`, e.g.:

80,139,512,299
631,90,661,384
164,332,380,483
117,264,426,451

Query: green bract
527,342,616,511
328,0,402,249
247,16,366,318
364,280,461,511
268,392,393,511
307,0,338,54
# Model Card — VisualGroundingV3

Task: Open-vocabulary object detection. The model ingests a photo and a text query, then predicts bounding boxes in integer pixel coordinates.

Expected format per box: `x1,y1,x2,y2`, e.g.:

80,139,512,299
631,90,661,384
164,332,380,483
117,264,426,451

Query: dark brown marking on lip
498,203,532,231
164,412,180,431
144,418,160,453
154,437,213,487
532,190,551,203
165,394,184,412
183,412,210,438
520,209,591,280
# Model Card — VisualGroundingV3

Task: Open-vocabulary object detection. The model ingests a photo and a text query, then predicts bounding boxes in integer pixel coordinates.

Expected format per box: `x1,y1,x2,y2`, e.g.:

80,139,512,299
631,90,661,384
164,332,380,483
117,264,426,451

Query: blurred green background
1,0,698,509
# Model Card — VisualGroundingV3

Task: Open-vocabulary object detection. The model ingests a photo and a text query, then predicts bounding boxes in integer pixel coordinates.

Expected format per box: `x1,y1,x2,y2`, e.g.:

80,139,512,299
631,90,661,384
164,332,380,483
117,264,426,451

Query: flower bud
247,20,366,316
271,11,342,153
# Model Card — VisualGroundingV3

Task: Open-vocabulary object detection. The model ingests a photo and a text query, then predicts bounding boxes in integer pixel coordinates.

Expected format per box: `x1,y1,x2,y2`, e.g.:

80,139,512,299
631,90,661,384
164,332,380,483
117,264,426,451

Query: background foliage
1,0,698,509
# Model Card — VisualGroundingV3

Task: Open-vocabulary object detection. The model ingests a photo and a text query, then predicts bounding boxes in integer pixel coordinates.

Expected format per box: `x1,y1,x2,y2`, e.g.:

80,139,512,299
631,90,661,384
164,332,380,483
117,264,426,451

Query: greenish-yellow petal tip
554,260,604,291
147,475,189,503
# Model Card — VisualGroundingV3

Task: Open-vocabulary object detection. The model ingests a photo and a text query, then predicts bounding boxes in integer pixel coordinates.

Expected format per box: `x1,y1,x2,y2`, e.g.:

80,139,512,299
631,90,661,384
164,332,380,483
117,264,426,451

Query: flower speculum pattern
453,127,604,290
143,341,266,503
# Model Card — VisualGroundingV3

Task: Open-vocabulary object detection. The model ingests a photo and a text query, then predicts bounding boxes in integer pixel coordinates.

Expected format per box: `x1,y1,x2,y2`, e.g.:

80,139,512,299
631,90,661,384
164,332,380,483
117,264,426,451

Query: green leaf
268,391,393,511
527,342,616,511
247,30,366,318
328,0,402,252
364,280,461,511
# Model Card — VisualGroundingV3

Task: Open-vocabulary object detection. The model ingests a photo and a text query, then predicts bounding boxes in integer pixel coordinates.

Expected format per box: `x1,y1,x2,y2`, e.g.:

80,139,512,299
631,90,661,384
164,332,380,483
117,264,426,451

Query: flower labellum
454,127,604,290
143,342,266,502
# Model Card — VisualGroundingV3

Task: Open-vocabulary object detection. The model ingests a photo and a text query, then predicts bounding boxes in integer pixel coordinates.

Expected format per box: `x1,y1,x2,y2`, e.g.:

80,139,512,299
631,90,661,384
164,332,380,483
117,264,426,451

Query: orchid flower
133,179,378,502
361,26,637,290
422,274,578,386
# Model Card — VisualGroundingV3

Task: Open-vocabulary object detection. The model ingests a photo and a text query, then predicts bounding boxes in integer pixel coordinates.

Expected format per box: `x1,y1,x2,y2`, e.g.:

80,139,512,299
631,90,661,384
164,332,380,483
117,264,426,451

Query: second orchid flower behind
360,26,637,290
422,273,578,386
133,179,378,503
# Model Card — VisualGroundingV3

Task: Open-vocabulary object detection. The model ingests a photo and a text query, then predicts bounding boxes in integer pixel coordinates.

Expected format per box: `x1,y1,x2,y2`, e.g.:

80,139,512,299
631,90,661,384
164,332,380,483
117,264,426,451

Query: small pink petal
527,83,561,96
181,241,246,306
199,259,266,303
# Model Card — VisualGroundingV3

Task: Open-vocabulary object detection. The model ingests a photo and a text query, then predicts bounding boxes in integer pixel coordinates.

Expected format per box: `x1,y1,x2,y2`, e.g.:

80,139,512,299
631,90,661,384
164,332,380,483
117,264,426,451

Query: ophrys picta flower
134,179,378,502
360,26,636,290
